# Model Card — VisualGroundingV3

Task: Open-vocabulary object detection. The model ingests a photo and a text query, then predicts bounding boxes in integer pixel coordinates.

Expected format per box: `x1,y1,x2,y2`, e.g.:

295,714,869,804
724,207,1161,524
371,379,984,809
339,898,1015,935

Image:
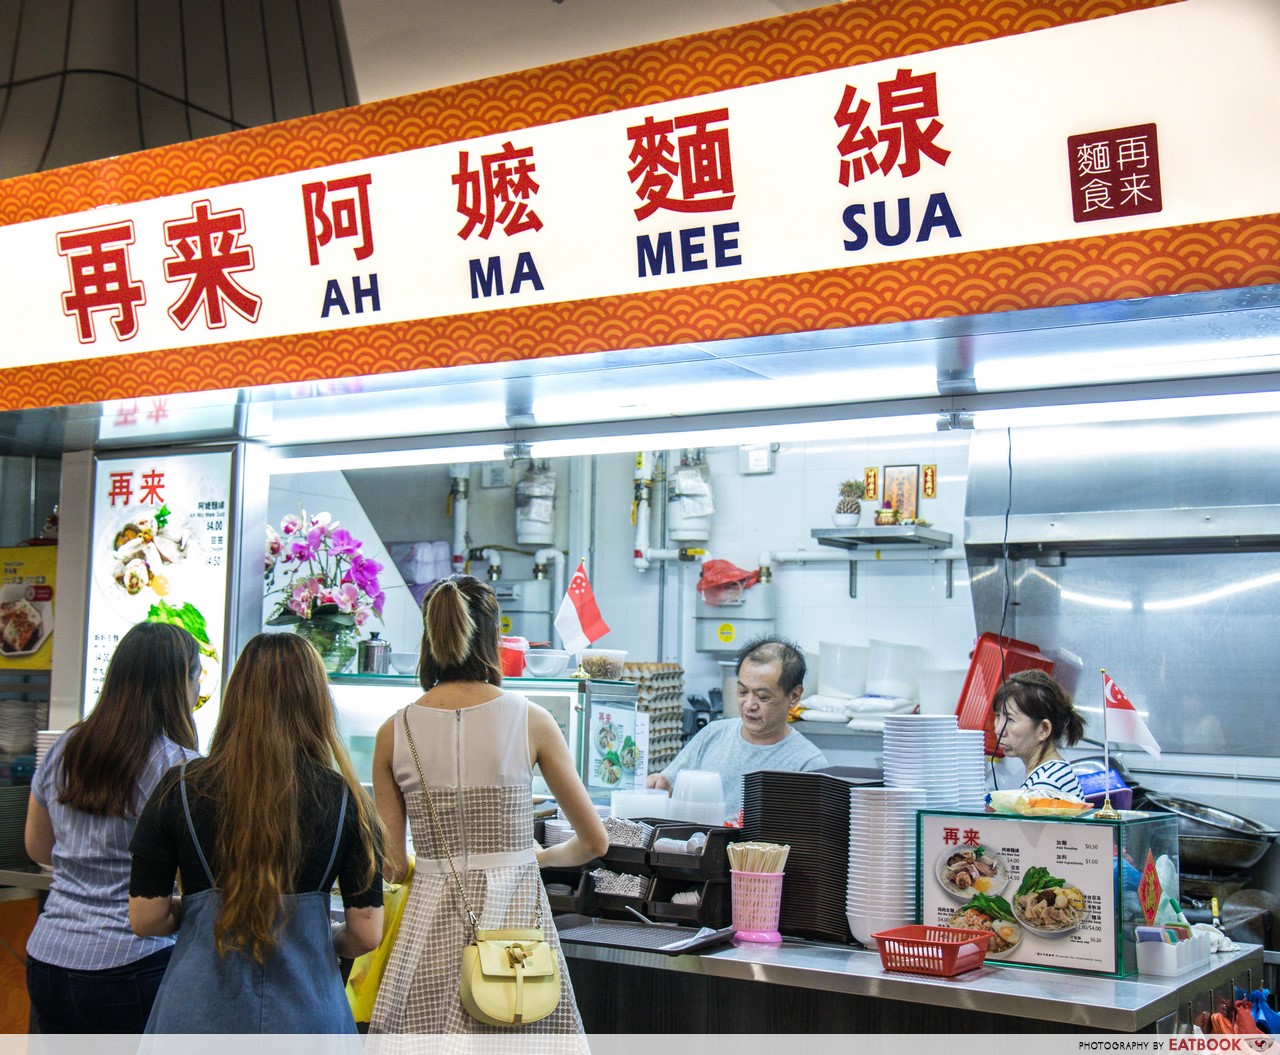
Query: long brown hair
418,574,503,689
195,632,382,962
58,622,199,816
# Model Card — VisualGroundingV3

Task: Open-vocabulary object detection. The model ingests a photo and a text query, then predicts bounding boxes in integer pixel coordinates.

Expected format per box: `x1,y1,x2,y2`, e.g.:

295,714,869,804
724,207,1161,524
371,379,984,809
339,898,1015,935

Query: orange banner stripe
0,0,1180,227
5,210,1275,413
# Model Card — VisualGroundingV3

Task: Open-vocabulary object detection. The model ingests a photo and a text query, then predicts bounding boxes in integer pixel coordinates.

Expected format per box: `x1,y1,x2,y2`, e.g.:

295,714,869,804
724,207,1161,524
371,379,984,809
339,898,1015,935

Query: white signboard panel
0,0,1275,371
85,450,233,747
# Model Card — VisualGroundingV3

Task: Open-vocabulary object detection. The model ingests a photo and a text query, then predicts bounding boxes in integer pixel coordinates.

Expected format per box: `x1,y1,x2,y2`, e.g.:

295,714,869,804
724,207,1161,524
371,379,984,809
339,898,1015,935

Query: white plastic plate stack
882,714,960,809
35,730,63,769
956,729,989,809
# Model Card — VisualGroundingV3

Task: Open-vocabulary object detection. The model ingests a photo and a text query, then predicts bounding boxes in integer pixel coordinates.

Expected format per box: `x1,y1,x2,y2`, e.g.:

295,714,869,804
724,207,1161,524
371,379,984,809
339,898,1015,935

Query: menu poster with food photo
0,545,57,670
586,701,643,794
85,451,233,746
920,812,1118,974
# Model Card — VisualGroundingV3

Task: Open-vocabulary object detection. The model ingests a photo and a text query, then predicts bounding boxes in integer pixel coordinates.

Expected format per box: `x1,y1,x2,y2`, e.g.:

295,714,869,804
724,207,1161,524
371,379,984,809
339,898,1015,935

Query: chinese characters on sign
58,222,147,343
303,174,375,265
1067,123,1162,223
628,108,735,220
834,68,951,185
58,200,263,343
164,200,262,330
833,68,961,253
454,142,543,239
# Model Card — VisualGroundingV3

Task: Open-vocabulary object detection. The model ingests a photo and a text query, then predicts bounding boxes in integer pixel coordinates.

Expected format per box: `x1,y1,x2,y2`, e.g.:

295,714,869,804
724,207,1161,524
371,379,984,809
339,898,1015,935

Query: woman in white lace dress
368,574,608,1035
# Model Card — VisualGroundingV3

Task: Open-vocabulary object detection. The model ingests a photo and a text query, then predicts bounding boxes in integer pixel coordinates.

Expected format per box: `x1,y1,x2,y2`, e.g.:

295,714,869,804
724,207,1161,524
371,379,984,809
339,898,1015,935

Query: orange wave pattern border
6,212,1277,412
0,0,1180,227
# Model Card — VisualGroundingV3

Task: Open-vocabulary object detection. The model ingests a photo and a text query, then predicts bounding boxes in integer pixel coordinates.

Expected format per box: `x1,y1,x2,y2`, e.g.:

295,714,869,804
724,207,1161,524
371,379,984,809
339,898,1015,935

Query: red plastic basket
872,925,992,977
955,633,1054,756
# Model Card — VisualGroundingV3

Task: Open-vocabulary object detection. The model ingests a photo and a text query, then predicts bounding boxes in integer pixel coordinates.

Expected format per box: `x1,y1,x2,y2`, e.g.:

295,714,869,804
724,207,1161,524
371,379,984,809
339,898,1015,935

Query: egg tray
647,877,730,928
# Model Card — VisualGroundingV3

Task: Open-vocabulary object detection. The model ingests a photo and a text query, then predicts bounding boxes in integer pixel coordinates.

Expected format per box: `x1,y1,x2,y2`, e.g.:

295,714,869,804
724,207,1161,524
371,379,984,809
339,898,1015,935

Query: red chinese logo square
1067,122,1161,223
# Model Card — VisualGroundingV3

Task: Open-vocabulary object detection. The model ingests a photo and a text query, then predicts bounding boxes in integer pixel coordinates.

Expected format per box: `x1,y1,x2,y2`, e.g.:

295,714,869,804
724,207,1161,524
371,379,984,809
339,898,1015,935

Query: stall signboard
586,698,646,796
1,0,1278,413
919,810,1118,975
0,545,56,670
84,450,233,746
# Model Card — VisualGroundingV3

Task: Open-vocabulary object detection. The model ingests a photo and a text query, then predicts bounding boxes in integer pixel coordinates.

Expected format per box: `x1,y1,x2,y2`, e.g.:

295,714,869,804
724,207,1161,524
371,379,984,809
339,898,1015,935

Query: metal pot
1141,791,1277,871
357,632,391,674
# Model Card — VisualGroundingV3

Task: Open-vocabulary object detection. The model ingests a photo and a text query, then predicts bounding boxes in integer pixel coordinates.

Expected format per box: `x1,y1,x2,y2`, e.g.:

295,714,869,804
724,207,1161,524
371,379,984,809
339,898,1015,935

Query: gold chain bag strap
401,708,560,1027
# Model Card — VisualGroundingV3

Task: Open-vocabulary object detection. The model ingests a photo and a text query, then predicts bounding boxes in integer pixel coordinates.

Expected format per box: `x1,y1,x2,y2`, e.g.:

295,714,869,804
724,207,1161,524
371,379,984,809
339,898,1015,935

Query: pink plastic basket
730,869,784,943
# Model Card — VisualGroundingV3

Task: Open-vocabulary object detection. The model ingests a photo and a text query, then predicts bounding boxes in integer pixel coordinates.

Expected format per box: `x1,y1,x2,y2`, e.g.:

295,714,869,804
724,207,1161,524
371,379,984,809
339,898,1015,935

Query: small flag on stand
555,561,610,652
1103,672,1162,759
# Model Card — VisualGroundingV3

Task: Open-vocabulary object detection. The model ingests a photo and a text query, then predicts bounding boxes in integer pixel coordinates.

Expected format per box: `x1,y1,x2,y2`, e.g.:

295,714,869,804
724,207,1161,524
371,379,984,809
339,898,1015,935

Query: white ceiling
337,0,831,103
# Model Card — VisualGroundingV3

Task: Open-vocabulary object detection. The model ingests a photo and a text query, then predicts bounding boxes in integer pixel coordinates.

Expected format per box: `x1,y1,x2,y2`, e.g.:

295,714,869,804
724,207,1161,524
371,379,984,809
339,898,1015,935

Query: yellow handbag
459,927,560,1026
402,710,561,1027
345,856,415,1024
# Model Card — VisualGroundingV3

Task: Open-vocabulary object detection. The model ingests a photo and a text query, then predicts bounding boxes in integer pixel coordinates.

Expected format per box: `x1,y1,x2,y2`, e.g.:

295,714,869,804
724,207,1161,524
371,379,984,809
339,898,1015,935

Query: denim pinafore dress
145,766,355,1034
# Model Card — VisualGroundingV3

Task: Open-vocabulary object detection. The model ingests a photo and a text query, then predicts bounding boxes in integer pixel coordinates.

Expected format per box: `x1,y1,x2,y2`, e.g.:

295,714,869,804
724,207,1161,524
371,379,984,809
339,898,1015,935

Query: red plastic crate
955,633,1054,756
872,925,992,977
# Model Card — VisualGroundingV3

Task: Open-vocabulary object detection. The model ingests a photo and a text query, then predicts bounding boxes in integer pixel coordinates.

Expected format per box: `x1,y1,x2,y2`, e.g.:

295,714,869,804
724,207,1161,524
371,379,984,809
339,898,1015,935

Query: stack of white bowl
882,714,960,808
957,729,989,809
846,786,928,948
666,769,726,825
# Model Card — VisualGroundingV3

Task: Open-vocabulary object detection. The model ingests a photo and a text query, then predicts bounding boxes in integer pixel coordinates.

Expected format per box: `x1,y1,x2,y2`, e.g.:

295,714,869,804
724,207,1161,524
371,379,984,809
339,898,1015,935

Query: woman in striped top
24,622,201,1033
992,670,1086,800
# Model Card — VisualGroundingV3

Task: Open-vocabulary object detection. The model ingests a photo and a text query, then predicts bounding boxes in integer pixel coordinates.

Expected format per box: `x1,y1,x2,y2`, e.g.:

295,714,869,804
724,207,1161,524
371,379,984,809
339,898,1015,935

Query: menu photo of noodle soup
918,812,1117,974
586,701,642,793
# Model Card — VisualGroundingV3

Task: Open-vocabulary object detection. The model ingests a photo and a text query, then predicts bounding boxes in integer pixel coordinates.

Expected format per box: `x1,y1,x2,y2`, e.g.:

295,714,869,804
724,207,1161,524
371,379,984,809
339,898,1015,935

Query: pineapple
836,478,865,514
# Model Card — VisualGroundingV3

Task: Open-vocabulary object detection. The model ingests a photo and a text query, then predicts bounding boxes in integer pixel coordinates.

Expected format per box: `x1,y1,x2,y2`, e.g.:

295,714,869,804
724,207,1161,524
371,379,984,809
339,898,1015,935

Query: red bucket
500,635,528,677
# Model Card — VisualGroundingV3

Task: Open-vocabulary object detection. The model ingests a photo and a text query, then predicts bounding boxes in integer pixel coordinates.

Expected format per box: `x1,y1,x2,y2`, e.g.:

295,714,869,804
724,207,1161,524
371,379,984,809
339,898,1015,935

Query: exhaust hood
965,413,1280,558
963,411,1280,758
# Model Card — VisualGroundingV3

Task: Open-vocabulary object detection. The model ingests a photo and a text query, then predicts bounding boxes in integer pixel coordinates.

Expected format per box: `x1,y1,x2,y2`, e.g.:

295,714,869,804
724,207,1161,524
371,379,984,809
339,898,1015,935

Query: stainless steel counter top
561,934,1263,1032
0,866,51,892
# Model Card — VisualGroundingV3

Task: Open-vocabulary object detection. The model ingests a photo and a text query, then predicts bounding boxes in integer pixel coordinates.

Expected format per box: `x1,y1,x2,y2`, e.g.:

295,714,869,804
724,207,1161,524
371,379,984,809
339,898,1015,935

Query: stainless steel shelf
811,525,954,551
810,526,958,599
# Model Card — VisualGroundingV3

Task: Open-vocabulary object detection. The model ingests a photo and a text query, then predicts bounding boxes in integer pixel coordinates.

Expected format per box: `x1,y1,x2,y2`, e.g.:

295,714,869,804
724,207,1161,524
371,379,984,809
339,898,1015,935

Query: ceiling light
972,391,1280,430
269,443,508,473
973,336,1280,391
527,414,940,458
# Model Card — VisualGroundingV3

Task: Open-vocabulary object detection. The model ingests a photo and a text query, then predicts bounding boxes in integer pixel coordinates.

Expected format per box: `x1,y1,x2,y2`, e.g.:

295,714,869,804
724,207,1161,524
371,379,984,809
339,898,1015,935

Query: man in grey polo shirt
647,637,827,820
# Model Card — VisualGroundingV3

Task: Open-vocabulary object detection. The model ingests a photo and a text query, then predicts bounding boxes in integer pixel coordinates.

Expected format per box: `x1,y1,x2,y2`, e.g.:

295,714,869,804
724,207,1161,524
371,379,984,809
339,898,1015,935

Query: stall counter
558,929,1262,1034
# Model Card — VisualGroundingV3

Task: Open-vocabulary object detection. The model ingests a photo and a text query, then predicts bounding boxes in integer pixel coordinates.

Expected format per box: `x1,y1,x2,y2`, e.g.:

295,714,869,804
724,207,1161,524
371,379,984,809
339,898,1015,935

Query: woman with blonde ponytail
128,632,384,1033
368,574,608,1035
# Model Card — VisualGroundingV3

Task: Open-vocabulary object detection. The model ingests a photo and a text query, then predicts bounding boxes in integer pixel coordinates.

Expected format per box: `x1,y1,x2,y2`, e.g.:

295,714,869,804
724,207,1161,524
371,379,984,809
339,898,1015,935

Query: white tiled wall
582,431,977,707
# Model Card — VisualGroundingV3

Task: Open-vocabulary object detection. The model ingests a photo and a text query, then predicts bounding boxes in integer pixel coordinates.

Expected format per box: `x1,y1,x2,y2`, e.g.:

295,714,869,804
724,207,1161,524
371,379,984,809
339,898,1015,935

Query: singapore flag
1103,673,1161,759
554,561,611,652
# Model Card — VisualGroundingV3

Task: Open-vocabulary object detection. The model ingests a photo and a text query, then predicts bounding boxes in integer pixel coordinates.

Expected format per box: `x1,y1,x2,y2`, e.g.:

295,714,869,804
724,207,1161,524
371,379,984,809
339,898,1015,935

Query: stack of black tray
741,768,880,944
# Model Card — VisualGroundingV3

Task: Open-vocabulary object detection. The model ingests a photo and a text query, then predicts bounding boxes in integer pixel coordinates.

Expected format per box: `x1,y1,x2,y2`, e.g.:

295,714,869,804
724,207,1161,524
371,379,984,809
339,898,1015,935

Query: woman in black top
128,632,384,1033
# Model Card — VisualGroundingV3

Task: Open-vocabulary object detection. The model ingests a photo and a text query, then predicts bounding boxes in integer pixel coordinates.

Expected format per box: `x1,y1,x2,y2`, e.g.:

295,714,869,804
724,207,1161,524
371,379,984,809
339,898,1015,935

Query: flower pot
293,619,359,673
831,512,862,528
